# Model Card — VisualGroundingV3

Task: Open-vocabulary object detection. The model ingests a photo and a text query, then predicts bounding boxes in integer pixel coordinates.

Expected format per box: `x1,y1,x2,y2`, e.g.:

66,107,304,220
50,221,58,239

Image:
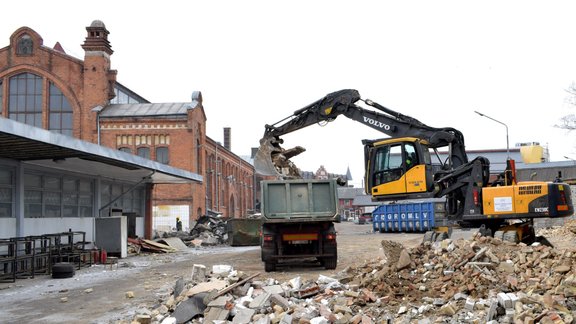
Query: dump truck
260,178,339,272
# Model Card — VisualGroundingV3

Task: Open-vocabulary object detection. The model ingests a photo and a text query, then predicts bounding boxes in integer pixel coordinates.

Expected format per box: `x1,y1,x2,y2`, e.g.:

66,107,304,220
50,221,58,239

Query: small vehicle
357,213,372,224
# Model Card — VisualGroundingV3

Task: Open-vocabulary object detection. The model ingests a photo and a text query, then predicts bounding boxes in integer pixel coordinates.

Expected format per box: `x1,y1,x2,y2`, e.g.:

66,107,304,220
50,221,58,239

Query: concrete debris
125,223,576,323
187,215,228,246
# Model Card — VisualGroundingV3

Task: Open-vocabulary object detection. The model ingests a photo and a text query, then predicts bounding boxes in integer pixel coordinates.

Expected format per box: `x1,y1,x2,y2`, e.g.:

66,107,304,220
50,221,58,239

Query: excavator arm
255,89,469,178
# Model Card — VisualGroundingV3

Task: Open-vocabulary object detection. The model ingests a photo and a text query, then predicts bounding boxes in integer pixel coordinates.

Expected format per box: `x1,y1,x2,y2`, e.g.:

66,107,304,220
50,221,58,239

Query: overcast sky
3,1,576,187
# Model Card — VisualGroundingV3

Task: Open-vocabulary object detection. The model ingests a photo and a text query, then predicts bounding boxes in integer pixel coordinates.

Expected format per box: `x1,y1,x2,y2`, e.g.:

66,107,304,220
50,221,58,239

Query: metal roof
337,187,364,199
0,117,202,184
101,102,198,118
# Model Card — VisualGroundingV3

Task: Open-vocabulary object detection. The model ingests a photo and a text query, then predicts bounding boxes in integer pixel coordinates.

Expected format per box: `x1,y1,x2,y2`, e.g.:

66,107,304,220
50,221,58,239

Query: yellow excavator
254,89,574,243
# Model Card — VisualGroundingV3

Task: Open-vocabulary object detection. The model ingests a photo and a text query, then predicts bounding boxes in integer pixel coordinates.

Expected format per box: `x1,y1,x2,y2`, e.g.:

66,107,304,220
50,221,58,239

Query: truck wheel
52,262,75,279
264,262,276,272
323,256,337,270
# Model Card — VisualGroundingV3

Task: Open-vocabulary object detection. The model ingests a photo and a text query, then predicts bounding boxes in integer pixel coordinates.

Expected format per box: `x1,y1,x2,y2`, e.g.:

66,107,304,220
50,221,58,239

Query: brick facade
0,20,255,223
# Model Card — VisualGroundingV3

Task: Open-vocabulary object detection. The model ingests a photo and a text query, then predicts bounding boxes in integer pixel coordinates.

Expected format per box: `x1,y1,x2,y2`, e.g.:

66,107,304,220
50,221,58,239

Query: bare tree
557,82,576,130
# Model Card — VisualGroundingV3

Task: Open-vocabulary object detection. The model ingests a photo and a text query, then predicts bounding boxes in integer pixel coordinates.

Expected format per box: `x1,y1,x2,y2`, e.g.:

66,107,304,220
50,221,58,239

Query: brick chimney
223,127,231,151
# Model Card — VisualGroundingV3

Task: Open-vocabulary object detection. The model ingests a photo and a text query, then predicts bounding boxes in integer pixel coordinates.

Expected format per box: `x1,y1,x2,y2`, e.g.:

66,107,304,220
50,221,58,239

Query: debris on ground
187,215,229,246
121,220,576,323
127,238,177,254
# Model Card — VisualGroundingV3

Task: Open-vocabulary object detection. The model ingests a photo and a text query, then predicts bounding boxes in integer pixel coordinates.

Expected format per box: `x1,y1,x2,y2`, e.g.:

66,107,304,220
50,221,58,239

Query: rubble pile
187,215,228,247
152,215,229,248
123,224,576,323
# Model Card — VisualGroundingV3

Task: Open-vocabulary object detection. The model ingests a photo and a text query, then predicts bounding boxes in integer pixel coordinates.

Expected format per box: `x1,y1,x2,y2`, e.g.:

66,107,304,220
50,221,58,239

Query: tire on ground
52,262,75,279
323,256,337,270
264,262,276,272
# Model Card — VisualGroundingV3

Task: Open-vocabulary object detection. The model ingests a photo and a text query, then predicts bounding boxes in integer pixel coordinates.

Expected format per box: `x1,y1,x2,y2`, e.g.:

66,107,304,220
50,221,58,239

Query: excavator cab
364,137,436,201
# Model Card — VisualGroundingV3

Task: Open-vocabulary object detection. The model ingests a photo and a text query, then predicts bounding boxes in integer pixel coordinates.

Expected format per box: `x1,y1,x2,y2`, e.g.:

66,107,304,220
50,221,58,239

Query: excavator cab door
364,138,435,200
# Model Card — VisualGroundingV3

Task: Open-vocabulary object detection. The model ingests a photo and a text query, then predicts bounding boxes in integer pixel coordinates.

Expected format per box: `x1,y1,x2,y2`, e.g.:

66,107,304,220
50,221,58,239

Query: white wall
0,218,17,238
136,217,144,238
23,218,95,243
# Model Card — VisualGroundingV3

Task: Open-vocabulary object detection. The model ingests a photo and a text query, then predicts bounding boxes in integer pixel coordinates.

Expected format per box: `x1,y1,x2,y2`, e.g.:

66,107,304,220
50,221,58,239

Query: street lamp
564,156,576,165
474,111,510,159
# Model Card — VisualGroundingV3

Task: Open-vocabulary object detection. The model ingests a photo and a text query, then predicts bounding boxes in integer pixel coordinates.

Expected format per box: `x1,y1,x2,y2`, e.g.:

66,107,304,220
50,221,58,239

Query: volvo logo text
363,116,391,130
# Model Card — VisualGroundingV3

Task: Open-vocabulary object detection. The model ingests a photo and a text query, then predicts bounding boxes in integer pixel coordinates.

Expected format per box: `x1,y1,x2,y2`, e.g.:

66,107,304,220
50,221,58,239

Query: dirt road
0,222,421,324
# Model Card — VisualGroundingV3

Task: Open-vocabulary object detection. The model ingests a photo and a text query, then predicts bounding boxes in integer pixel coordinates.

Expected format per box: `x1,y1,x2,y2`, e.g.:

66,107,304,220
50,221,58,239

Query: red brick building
0,20,255,225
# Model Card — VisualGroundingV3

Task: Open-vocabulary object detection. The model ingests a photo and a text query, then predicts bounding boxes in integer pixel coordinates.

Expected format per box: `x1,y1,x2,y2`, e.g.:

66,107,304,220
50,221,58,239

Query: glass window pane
24,174,42,187
112,184,122,197
79,206,92,218
62,113,72,126
137,147,150,159
79,180,92,192
49,81,74,133
0,203,12,218
63,206,78,217
49,113,60,127
63,178,77,191
44,176,60,189
63,192,78,205
44,192,61,204
79,193,92,206
25,190,42,204
45,205,61,218
0,188,12,202
25,204,42,218
0,170,12,185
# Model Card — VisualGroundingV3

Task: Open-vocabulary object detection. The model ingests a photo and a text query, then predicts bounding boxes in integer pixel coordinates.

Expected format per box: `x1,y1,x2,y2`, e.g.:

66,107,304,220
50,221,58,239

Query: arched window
137,147,150,159
49,82,73,136
8,73,43,127
119,147,131,153
156,147,169,164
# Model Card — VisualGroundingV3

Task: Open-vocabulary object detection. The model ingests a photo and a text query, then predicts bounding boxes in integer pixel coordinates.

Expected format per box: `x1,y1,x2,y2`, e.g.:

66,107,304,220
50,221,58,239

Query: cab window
372,144,403,185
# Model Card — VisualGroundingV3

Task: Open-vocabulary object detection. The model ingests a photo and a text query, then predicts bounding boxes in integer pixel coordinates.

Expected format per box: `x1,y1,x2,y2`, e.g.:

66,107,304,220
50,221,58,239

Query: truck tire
323,256,337,270
264,262,276,272
52,262,75,279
